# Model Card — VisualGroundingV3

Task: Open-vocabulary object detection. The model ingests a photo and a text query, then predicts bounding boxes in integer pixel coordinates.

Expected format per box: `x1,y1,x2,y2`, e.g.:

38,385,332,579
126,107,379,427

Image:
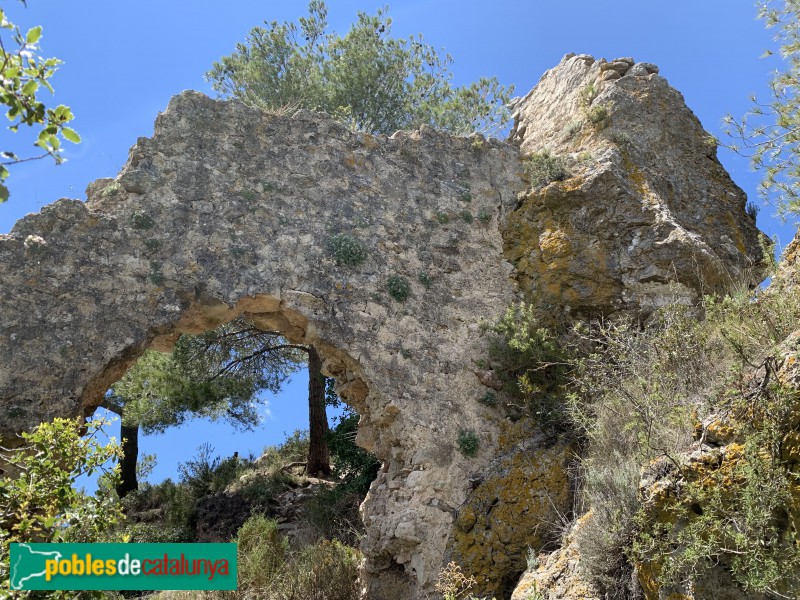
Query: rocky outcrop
506,54,766,316
0,55,765,599
511,515,601,600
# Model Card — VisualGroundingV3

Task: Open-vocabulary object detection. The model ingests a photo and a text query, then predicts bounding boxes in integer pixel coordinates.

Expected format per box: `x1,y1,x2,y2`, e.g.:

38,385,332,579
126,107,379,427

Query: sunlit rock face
0,53,764,599
506,53,767,318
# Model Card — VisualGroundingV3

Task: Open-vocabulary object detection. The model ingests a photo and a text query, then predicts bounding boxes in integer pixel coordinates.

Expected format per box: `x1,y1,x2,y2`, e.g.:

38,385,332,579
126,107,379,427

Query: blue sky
1,1,797,483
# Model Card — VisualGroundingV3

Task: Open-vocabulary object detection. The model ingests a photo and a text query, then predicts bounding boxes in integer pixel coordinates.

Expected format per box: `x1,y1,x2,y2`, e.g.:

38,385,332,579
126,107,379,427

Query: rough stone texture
449,426,574,598
0,92,523,598
774,229,800,292
506,54,766,316
511,515,601,600
0,55,767,599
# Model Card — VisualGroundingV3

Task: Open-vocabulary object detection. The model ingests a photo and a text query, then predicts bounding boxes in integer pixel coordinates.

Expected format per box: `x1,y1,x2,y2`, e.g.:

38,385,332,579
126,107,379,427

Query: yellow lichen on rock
449,438,573,598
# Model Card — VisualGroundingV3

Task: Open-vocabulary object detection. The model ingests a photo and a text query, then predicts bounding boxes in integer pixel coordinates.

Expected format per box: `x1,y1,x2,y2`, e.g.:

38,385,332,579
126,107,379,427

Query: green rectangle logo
10,543,237,590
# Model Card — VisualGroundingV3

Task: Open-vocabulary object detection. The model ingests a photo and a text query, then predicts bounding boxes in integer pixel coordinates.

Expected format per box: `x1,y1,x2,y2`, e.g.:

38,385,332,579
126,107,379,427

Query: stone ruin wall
0,54,765,599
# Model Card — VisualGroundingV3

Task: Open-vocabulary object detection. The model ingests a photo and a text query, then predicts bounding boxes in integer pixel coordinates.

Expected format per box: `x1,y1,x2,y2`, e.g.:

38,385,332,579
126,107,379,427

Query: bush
483,303,572,429
236,515,288,592
279,539,361,600
585,104,608,125
523,151,568,188
457,430,480,457
223,515,361,600
569,289,800,596
387,275,411,302
328,234,368,267
258,429,310,472
0,418,124,597
122,479,197,539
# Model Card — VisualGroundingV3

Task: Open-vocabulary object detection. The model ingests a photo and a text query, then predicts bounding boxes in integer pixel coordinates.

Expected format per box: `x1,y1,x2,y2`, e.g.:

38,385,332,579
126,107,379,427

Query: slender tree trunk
306,346,331,476
117,422,139,498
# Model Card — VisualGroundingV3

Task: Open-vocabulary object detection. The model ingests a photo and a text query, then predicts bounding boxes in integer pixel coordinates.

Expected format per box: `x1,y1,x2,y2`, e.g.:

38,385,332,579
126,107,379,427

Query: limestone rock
507,53,766,316
511,515,601,600
448,427,574,598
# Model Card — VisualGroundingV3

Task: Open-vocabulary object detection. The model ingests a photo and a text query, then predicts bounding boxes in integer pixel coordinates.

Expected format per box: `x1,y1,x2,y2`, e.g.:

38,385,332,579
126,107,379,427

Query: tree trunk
117,422,139,498
306,346,331,476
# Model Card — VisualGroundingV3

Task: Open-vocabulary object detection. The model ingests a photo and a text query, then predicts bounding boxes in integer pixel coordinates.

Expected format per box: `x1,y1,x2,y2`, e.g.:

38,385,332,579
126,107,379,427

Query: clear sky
1,1,797,483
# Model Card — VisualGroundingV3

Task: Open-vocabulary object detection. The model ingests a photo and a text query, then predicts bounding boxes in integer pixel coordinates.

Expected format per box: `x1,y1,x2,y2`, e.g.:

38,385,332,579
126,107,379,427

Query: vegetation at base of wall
387,274,411,302
328,233,368,266
151,514,361,600
523,151,569,189
568,289,800,597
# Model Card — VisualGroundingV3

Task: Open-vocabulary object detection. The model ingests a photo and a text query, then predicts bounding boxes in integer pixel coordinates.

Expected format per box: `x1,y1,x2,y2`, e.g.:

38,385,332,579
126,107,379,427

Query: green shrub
586,104,609,125
477,209,492,224
523,151,568,189
123,522,193,544
328,233,368,267
570,289,800,596
0,418,124,596
484,303,571,429
101,181,123,198
232,515,360,600
132,211,154,229
417,271,432,287
457,429,480,457
259,429,310,471
236,515,288,592
149,261,165,286
578,82,599,106
435,211,450,224
279,539,361,600
460,210,473,223
387,275,411,302
478,391,497,407
564,119,584,139
122,479,197,536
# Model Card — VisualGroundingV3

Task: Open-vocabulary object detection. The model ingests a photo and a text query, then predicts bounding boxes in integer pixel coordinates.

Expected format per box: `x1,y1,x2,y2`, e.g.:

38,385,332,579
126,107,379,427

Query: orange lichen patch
703,419,736,445
555,174,585,193
343,152,364,169
637,560,662,600
449,442,573,598
360,133,379,150
724,212,748,255
539,227,572,264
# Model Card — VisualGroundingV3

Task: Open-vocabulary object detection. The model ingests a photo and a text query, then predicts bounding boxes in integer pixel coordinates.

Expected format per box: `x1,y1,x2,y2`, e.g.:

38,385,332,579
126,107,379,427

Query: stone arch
0,92,523,598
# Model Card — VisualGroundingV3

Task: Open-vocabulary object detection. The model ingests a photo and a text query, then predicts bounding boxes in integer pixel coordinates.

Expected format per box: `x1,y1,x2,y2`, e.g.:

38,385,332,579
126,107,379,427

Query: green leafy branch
0,4,80,202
